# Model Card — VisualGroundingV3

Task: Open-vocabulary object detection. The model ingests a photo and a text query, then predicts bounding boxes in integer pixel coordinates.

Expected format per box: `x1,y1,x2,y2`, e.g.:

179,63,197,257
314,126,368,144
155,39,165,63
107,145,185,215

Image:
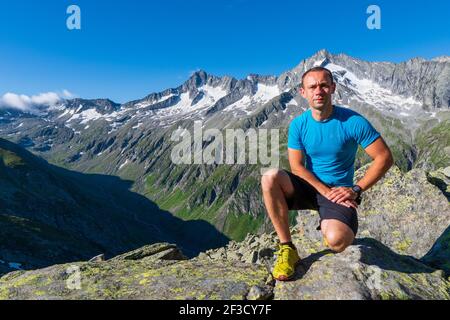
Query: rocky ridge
1,165,449,300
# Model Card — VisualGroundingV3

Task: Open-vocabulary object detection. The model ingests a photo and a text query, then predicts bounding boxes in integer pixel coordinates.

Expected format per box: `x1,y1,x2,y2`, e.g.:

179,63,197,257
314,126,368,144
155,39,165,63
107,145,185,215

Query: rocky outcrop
274,238,449,300
427,166,450,200
1,236,449,300
0,243,269,300
1,165,450,300
355,165,449,258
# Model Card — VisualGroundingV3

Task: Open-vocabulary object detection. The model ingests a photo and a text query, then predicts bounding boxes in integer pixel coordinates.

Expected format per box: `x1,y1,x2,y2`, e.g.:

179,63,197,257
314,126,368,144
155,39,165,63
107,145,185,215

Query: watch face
352,185,362,193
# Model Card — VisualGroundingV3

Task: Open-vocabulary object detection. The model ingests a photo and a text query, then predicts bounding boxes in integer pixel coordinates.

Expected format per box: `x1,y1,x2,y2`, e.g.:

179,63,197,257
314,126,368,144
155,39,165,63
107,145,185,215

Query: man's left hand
326,187,358,204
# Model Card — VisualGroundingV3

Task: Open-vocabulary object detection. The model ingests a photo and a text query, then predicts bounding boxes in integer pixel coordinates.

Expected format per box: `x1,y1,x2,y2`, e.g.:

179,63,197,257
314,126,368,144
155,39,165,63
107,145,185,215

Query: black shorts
283,170,358,236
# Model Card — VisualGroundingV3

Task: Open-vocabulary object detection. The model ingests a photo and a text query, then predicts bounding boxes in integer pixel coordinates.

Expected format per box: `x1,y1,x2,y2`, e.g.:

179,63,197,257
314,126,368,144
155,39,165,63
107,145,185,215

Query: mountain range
0,50,449,269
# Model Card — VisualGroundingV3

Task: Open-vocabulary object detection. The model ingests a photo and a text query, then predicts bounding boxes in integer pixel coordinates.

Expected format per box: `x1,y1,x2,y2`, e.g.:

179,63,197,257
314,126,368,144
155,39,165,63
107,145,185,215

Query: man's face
300,71,336,110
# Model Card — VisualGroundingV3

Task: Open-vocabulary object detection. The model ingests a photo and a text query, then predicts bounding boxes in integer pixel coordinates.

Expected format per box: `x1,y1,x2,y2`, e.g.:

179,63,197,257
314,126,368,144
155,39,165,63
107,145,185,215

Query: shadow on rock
421,225,450,276
293,249,334,281
356,238,437,274
290,237,444,282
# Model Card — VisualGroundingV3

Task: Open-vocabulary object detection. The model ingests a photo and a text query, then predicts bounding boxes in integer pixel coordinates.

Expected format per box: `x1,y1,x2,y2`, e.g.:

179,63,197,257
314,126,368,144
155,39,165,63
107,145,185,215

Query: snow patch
287,97,298,106
119,159,130,170
58,108,75,119
326,63,422,114
67,108,104,124
135,93,175,109
253,83,280,103
152,84,228,120
313,59,328,67
223,95,252,114
223,83,280,115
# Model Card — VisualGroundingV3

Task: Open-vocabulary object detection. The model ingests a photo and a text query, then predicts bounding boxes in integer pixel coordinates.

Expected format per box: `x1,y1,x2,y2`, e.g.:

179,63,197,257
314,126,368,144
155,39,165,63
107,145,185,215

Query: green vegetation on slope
414,120,450,170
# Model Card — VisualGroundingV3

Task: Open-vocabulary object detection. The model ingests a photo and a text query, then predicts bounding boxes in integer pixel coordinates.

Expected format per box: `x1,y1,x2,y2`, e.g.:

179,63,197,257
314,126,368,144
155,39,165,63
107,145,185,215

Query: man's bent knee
325,230,354,253
261,169,284,192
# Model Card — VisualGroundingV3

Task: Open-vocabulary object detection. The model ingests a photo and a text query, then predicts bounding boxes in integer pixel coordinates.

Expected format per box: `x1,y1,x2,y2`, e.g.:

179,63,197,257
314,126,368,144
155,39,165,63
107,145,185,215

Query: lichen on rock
1,167,450,300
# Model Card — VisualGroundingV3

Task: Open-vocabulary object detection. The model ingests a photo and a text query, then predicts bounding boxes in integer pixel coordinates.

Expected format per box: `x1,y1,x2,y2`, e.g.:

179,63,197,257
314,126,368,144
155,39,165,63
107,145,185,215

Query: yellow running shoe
272,244,300,281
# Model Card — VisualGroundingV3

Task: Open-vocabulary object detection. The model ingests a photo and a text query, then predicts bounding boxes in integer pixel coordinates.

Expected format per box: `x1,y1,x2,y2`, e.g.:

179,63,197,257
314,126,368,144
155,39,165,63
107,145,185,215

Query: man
261,66,393,281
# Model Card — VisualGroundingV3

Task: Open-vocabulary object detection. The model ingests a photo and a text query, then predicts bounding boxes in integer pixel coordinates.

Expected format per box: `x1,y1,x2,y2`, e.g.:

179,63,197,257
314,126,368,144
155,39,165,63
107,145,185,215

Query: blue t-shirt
288,105,380,187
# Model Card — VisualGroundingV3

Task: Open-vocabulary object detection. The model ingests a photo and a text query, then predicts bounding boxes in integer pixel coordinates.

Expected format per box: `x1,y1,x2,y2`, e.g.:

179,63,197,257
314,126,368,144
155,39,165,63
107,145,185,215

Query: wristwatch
352,185,363,204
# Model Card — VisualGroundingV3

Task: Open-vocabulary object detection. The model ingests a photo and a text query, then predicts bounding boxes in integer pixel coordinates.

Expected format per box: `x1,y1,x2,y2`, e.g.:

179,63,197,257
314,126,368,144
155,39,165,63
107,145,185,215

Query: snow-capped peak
222,83,281,115
313,58,329,67
432,56,450,63
325,62,422,114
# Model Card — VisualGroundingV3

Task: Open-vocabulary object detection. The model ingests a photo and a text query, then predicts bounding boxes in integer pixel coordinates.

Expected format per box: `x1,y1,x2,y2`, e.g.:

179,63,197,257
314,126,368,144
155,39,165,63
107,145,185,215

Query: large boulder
274,238,450,300
199,232,450,300
1,167,449,300
291,166,450,259
0,243,268,300
1,236,449,300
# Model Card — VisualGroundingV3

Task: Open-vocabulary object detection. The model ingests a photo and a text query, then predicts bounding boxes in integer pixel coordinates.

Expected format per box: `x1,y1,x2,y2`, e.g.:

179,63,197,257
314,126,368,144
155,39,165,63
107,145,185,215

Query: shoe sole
274,274,293,281
273,260,301,282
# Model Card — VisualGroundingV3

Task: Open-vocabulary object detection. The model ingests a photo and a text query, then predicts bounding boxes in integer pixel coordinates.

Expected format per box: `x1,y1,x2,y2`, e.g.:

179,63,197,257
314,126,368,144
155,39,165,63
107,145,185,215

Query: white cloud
0,91,72,113
29,92,61,106
63,89,74,98
1,93,32,111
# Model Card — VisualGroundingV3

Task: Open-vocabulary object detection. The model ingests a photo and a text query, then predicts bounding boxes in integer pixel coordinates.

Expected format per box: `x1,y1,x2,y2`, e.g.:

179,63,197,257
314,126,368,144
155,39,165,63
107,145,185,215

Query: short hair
301,67,334,88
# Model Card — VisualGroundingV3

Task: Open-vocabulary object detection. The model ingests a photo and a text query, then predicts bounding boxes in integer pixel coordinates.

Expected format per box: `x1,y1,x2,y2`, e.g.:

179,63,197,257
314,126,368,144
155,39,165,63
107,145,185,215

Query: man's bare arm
327,137,394,204
288,148,358,208
288,148,331,196
355,137,394,191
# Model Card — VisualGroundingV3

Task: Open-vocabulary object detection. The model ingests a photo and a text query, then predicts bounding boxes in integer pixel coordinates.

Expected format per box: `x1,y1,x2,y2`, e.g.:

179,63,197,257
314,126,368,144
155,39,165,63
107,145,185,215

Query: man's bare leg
321,219,355,253
261,169,295,243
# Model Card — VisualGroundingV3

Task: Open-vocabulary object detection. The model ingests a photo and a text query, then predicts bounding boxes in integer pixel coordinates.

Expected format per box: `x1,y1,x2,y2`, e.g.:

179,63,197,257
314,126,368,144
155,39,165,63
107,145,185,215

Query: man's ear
300,86,306,98
330,82,336,94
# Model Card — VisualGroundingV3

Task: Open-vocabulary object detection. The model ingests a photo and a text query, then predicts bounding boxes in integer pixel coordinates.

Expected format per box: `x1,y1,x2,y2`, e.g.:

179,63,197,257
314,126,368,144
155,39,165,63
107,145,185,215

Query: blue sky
0,0,449,103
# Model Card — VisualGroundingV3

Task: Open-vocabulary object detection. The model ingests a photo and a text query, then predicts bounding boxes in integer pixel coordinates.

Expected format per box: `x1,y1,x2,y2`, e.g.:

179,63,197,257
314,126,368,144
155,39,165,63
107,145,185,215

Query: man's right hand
321,187,358,209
